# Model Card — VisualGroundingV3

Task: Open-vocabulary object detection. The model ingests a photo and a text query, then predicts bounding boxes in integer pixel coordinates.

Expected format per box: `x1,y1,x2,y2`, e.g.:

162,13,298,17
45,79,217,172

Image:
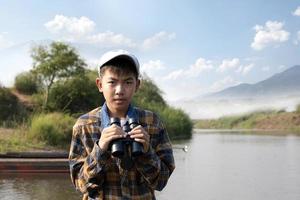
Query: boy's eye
108,81,115,84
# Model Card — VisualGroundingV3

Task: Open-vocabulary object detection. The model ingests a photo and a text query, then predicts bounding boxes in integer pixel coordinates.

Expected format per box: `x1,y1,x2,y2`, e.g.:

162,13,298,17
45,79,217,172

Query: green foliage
194,110,279,129
14,71,38,95
1,41,193,150
194,116,242,129
0,86,18,120
0,86,27,126
31,41,86,108
27,113,75,148
133,77,166,108
48,70,104,114
30,92,46,113
159,107,193,139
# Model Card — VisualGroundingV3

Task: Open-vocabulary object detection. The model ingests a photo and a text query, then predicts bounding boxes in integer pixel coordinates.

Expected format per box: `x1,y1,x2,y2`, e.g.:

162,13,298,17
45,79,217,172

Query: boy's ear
96,78,103,92
135,79,141,92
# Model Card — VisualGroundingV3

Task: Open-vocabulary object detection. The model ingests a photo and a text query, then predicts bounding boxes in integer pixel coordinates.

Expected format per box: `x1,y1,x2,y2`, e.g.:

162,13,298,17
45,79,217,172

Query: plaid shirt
69,104,175,200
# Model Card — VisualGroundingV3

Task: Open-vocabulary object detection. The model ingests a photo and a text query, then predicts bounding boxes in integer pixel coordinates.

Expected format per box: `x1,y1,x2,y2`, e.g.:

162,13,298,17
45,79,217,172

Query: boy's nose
115,84,124,94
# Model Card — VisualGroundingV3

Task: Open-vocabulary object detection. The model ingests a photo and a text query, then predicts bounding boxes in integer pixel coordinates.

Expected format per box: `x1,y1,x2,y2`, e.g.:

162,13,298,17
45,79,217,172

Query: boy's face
96,68,140,117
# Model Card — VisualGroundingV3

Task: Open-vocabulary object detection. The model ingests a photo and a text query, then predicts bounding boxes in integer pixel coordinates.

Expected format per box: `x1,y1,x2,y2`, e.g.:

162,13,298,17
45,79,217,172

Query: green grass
27,112,75,148
0,128,46,153
0,112,75,153
194,110,300,131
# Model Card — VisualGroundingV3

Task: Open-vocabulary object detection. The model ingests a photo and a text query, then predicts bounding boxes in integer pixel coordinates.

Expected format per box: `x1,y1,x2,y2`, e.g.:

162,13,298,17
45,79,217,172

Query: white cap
98,49,140,77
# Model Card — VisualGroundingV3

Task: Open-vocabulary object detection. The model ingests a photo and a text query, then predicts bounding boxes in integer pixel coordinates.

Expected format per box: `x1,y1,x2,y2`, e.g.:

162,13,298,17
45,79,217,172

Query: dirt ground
255,112,300,130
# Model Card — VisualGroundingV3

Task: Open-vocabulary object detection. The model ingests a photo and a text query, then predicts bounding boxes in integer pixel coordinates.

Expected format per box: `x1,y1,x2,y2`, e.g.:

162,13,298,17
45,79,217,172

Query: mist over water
171,96,300,119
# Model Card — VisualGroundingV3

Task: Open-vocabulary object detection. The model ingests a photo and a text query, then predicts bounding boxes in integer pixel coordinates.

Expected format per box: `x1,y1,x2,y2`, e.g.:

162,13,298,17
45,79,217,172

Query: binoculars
109,117,144,169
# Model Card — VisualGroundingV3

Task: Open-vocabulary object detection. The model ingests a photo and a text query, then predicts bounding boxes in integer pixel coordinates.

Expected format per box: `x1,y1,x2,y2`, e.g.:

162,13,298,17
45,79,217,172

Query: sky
1,0,300,103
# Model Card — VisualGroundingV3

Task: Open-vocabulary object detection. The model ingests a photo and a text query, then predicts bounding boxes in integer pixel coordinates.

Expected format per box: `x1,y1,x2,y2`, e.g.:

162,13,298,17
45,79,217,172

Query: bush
48,71,104,114
30,92,45,113
133,77,166,108
14,71,38,95
27,112,75,147
159,107,193,140
0,86,27,126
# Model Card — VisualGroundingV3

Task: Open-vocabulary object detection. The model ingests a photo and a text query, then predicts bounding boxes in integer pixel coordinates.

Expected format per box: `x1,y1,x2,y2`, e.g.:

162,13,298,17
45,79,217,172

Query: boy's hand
129,125,150,152
99,125,125,151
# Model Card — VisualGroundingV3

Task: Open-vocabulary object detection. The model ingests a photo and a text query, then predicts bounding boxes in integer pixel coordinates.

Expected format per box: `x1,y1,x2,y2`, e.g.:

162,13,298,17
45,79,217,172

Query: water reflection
1,130,300,200
0,174,81,200
156,130,300,200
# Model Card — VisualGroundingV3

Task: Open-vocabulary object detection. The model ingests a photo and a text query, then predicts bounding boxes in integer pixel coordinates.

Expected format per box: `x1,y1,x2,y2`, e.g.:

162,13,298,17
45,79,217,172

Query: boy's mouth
113,98,127,103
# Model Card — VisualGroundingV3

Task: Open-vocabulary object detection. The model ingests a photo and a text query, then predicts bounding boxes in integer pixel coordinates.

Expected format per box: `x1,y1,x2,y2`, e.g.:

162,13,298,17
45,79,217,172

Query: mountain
208,65,300,99
172,65,300,119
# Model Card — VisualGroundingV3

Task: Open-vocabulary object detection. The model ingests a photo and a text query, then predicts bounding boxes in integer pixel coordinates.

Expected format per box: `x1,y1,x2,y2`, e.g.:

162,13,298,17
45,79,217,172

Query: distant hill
209,65,300,99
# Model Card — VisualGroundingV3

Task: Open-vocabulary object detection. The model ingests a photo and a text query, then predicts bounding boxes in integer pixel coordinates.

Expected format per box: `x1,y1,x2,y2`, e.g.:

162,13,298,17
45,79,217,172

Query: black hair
100,57,139,79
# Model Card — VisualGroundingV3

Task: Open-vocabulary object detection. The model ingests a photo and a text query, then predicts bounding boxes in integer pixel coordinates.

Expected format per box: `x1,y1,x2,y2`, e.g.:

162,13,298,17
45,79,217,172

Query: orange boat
0,151,69,173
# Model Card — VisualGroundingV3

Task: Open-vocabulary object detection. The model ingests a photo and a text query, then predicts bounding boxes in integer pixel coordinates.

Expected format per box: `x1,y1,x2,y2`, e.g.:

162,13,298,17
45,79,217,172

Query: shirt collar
100,102,138,129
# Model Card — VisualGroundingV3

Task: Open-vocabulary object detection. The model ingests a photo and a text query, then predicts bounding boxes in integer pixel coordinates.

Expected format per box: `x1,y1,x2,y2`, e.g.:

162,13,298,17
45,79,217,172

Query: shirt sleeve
135,119,175,191
68,125,110,195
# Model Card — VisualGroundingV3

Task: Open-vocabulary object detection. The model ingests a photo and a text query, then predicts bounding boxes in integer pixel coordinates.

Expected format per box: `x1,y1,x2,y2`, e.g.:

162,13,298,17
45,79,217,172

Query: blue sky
1,0,300,102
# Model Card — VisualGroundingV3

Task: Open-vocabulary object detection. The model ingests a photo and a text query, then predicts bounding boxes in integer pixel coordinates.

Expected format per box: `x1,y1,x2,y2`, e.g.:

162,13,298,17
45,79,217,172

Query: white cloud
141,60,165,72
142,31,176,50
251,21,290,50
45,15,136,47
236,63,254,75
0,34,14,49
210,76,239,92
164,57,213,80
292,6,300,16
87,31,136,48
262,66,270,72
188,58,213,76
217,58,240,72
164,69,184,80
45,16,174,49
45,15,95,40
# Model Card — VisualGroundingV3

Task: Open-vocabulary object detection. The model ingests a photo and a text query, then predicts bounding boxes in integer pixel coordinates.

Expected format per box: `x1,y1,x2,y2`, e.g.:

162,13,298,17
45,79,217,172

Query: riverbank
0,127,63,153
194,109,300,134
2,107,300,154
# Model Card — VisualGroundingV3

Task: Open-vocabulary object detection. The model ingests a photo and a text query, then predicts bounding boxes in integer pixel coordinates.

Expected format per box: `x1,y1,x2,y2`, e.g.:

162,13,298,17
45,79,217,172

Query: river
1,130,300,200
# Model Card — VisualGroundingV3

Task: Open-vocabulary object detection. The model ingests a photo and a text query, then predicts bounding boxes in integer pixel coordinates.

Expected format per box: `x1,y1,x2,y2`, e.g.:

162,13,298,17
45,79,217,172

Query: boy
69,50,175,200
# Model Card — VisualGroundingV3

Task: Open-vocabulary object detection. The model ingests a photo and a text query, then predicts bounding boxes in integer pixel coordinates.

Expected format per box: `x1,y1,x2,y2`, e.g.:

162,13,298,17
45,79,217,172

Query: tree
48,70,105,114
133,76,166,109
0,86,27,125
14,71,39,95
31,42,86,109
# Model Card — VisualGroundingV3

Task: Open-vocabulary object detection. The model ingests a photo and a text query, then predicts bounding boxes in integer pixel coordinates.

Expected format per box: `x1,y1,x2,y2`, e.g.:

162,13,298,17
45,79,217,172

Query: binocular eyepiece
109,117,144,169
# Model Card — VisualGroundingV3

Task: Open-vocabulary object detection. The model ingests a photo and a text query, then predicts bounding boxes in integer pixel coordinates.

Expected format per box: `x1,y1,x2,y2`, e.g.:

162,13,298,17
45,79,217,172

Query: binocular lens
132,141,143,157
111,140,124,157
